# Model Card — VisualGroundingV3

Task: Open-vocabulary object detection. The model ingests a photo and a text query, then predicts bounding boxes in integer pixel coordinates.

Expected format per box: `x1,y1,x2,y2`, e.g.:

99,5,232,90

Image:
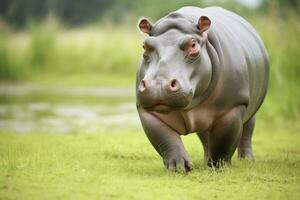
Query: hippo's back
177,6,269,122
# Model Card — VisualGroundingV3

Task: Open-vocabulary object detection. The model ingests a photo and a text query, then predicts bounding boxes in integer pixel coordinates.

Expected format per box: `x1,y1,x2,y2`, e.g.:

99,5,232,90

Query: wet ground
0,84,141,134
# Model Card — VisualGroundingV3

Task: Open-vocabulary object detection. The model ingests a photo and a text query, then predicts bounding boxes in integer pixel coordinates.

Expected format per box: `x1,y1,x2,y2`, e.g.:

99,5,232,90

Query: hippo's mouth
137,90,193,113
151,104,173,113
143,103,187,113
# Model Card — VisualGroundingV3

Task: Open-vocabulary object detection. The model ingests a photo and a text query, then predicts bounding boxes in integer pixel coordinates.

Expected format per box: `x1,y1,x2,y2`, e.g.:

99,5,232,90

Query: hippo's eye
184,38,200,59
180,37,200,60
142,42,153,63
143,53,150,62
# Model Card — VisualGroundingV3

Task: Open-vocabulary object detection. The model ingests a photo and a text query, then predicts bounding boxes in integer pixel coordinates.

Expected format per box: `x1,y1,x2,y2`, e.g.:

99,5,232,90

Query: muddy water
0,84,141,134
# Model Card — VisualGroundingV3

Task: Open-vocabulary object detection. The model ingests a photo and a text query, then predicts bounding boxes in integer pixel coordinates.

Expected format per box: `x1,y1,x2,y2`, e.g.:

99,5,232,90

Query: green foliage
1,0,299,28
0,34,27,80
0,0,117,27
0,40,16,79
1,0,245,27
0,123,300,199
106,0,205,22
0,20,144,80
251,15,300,120
29,24,55,68
260,0,300,15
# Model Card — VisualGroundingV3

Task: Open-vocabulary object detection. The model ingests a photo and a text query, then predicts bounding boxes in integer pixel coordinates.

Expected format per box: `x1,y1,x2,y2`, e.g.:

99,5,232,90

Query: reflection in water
0,84,140,134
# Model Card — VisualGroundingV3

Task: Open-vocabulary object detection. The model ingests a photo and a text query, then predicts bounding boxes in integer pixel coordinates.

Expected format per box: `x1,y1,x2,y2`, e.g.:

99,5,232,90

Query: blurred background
0,0,299,134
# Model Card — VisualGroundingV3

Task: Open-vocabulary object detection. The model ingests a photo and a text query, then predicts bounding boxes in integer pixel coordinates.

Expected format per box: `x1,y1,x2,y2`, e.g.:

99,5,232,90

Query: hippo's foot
238,147,255,161
163,151,193,172
207,158,231,168
138,109,193,173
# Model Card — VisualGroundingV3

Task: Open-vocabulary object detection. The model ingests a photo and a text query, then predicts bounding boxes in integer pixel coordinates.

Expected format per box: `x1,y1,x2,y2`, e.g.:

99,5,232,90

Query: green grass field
1,122,299,200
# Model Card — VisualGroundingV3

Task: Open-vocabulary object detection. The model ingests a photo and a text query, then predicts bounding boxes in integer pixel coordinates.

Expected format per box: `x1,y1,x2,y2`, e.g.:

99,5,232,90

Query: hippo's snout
138,78,180,93
137,78,193,112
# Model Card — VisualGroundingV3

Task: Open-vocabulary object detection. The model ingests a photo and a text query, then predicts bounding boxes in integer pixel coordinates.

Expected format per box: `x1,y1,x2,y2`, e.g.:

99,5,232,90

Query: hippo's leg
208,106,244,167
197,131,210,163
238,116,255,160
138,110,193,172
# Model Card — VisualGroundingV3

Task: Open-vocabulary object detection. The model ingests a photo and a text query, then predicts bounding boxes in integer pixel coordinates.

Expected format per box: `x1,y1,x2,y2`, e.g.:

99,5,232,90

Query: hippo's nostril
171,79,177,88
169,79,179,92
139,79,147,92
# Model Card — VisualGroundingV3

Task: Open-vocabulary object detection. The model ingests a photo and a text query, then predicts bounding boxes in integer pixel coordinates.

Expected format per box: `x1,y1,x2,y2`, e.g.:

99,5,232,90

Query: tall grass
250,15,300,121
0,20,144,80
0,15,299,120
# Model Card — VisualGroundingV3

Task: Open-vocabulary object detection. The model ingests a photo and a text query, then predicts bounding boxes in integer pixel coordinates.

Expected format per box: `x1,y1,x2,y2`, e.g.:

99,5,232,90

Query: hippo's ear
197,16,211,33
138,18,152,35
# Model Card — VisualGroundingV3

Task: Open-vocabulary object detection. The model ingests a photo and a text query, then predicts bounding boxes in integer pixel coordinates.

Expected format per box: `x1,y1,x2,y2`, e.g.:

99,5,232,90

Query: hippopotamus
136,6,269,172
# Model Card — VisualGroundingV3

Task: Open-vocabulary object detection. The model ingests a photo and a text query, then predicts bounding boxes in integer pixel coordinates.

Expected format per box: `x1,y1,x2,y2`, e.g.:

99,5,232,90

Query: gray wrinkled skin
136,6,269,172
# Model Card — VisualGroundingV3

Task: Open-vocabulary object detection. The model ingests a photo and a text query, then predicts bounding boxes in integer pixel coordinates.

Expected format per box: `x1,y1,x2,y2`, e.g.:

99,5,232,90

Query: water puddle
0,84,141,134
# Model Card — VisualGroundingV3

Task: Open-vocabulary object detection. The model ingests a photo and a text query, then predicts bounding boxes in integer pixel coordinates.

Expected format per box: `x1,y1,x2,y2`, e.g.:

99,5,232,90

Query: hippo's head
136,13,213,113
